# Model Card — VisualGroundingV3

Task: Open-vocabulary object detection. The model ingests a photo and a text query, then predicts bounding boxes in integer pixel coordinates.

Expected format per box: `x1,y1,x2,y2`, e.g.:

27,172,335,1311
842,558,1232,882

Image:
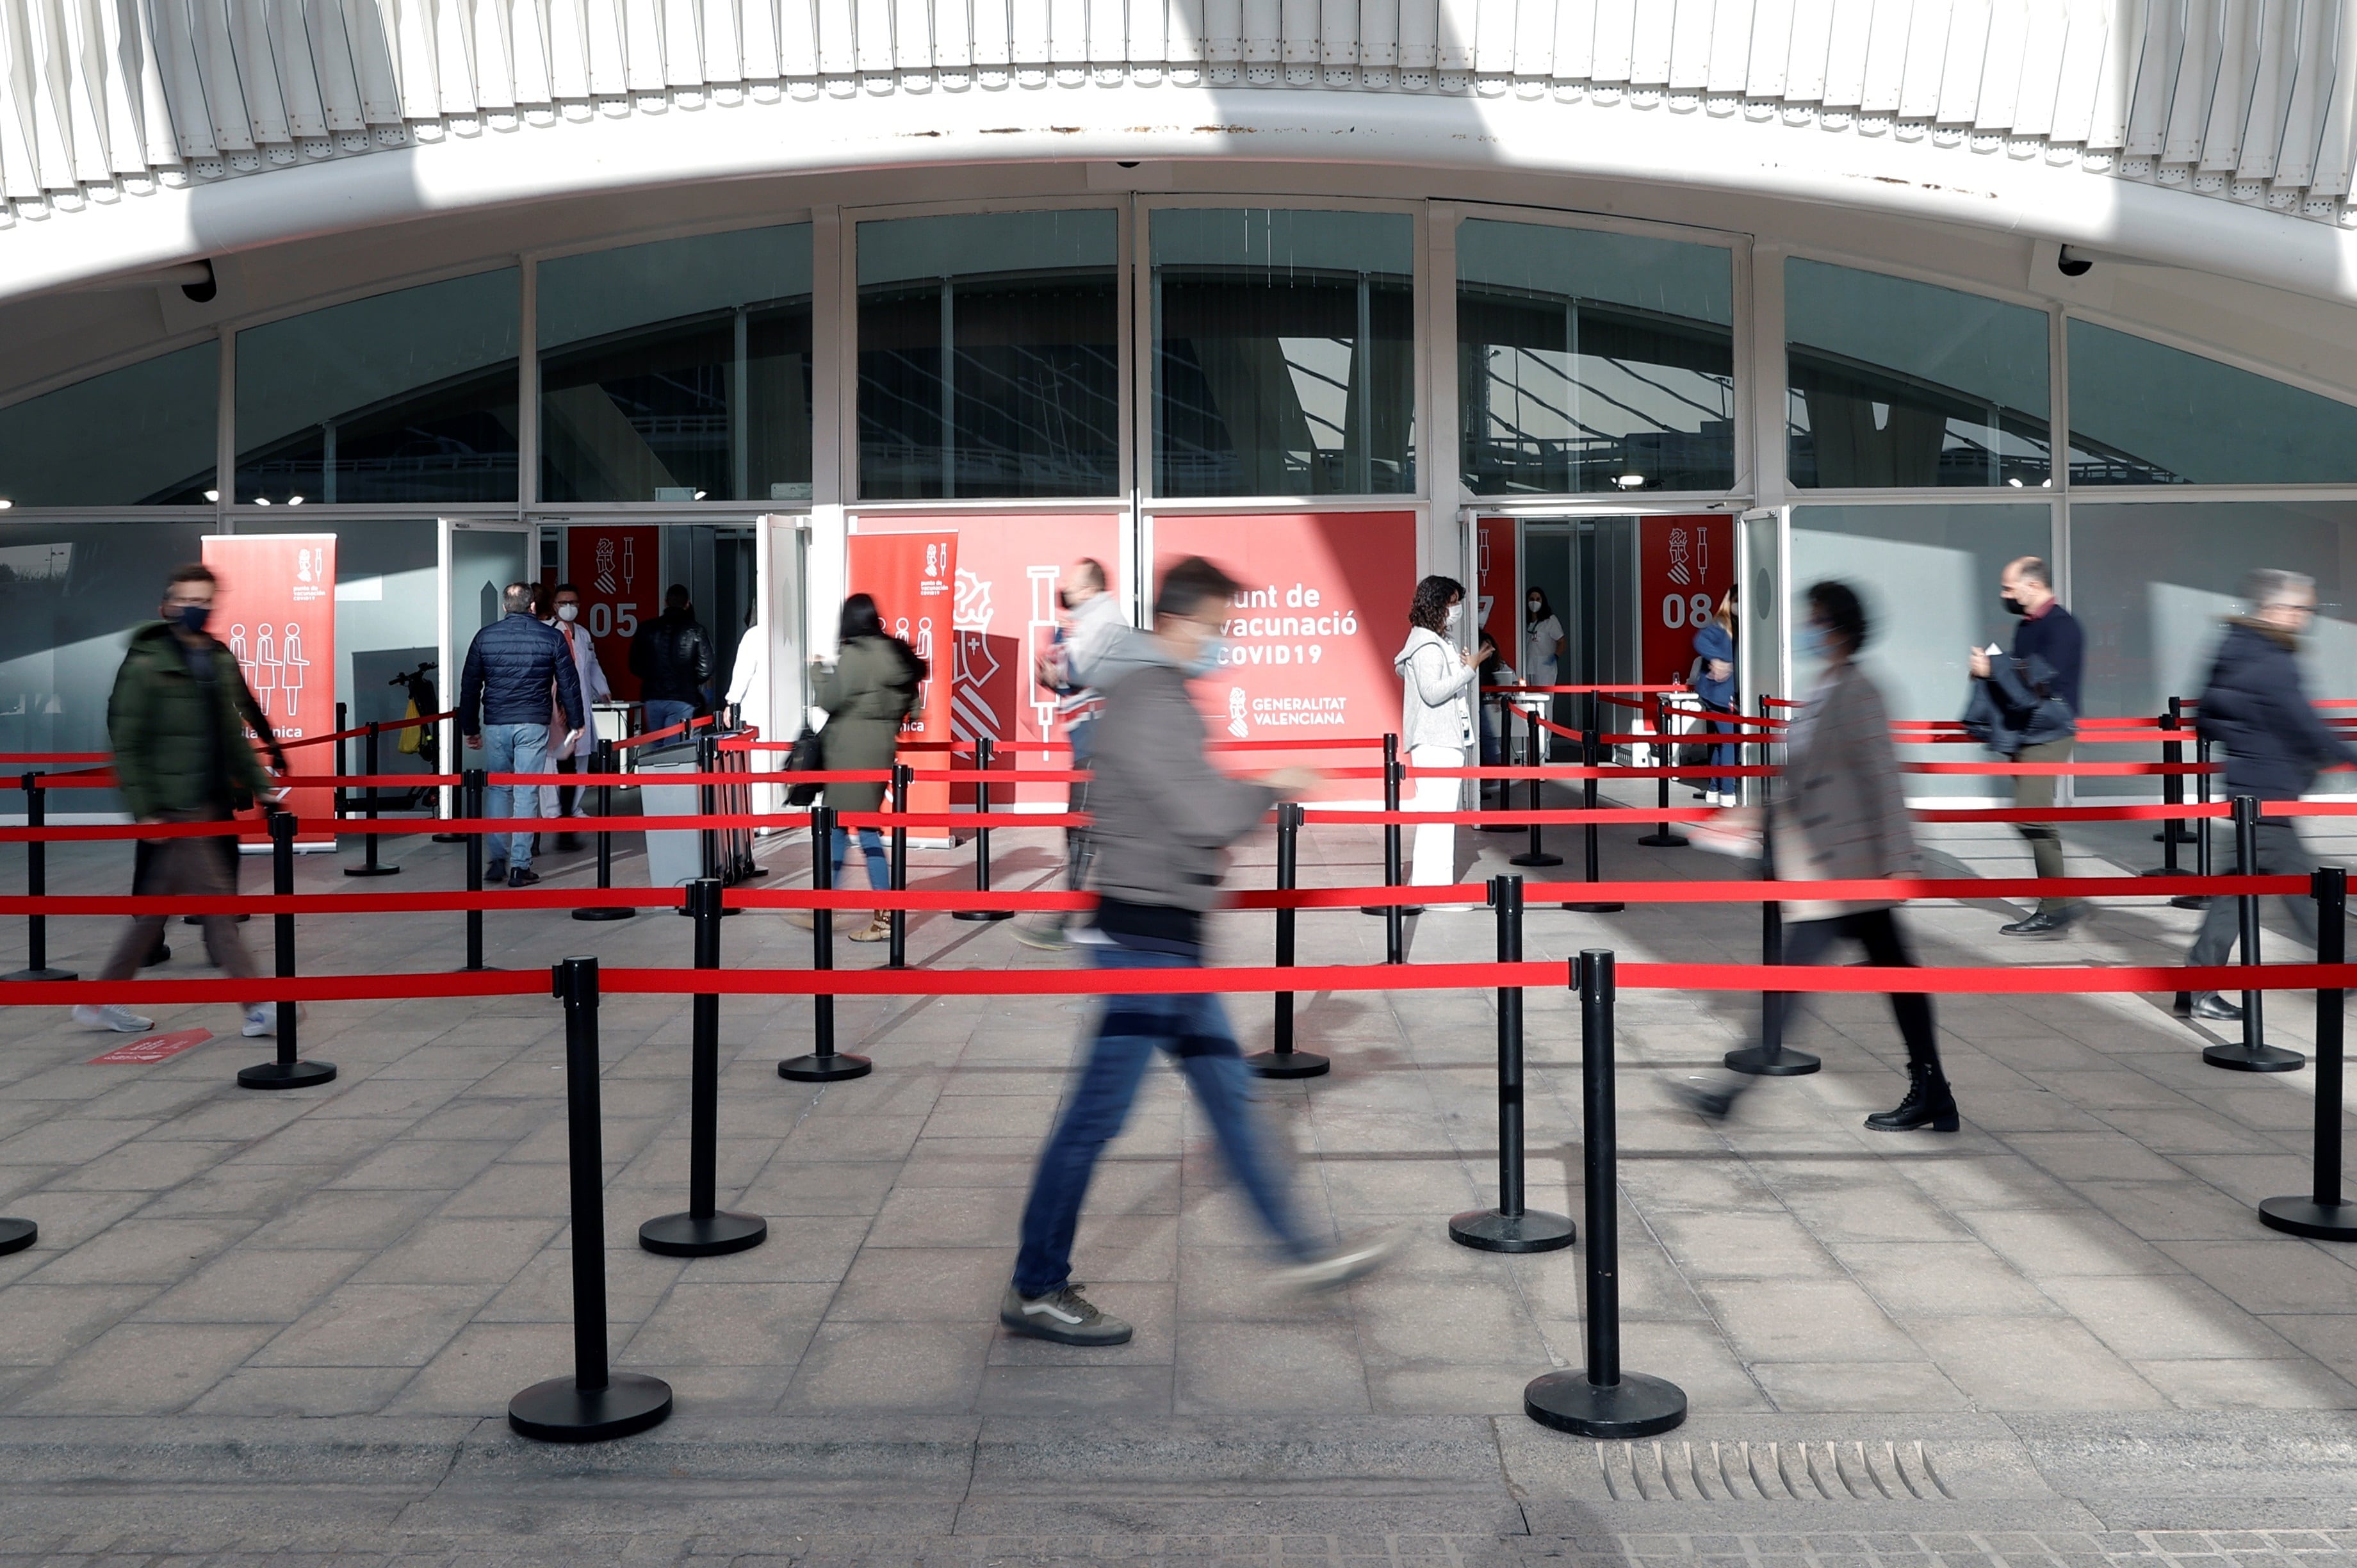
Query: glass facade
1152,208,1415,497
234,269,521,505
1786,259,2051,489
0,344,219,507
539,225,814,504
1457,220,1734,494
2067,320,2357,486
856,210,1119,499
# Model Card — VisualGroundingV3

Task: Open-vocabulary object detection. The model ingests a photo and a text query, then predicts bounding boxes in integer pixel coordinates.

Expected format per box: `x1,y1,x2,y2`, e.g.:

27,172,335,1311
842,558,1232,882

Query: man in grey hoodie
1001,556,1397,1347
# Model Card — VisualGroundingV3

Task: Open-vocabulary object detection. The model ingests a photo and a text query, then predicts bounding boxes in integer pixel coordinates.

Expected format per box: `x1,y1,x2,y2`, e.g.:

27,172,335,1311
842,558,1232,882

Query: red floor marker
90,1028,213,1065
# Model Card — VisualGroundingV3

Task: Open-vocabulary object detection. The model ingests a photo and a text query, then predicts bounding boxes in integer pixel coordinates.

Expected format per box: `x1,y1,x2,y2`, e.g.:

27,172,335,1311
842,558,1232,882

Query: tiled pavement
4,790,2357,1558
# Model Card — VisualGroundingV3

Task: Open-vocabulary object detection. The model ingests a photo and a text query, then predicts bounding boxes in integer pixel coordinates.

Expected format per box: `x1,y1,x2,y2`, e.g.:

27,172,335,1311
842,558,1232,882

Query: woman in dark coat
811,594,924,943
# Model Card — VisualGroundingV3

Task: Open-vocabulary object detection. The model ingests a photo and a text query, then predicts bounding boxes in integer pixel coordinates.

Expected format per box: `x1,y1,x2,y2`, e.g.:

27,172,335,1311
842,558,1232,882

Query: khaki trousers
2013,738,2078,915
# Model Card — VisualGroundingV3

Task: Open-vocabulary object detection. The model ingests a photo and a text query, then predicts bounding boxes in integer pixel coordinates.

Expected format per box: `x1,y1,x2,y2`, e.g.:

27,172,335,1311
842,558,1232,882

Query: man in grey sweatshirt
1001,557,1397,1346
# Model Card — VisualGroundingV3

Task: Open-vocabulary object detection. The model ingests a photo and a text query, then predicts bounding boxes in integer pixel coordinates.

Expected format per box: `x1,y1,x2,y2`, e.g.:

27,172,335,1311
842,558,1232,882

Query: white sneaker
1271,1229,1403,1293
72,1004,153,1034
243,1003,306,1038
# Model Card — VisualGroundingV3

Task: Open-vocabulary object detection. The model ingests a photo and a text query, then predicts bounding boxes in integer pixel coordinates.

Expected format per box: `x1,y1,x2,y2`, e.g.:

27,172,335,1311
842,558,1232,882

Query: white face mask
1446,601,1464,630
557,603,579,623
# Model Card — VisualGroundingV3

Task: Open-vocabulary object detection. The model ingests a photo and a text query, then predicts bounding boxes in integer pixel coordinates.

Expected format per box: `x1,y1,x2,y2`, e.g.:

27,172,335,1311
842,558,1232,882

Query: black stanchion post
239,810,336,1090
641,879,769,1255
1478,691,1519,833
334,701,348,820
345,721,399,877
781,805,870,1082
1724,822,1820,1078
1251,803,1327,1079
1451,875,1574,1254
510,957,674,1441
2260,868,2357,1239
4,773,72,983
886,762,911,970
1524,949,1686,1438
2174,735,2215,911
2205,794,2306,1073
575,740,633,922
1637,692,1687,849
1362,734,1414,958
954,735,1013,922
1562,721,1624,915
2146,699,2187,870
1510,709,1561,870
461,768,491,972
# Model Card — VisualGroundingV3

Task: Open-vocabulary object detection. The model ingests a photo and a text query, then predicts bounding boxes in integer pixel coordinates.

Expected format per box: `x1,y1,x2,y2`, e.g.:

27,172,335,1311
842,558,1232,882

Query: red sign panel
90,1028,213,1065
563,525,660,703
202,534,336,845
1150,511,1418,781
1475,516,1516,677
846,531,958,816
1638,514,1734,690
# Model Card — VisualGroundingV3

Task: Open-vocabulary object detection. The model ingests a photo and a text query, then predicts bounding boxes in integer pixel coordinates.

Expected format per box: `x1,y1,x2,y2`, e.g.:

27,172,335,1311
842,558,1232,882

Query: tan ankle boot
848,911,893,943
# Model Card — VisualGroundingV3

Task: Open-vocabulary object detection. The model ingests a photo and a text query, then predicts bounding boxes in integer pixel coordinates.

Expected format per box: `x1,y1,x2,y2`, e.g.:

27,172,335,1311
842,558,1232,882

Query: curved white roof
8,0,2357,302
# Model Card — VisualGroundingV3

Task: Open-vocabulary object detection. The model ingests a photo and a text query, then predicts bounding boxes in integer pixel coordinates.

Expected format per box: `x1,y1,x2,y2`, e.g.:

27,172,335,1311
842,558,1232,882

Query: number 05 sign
564,525,658,701
1638,514,1734,689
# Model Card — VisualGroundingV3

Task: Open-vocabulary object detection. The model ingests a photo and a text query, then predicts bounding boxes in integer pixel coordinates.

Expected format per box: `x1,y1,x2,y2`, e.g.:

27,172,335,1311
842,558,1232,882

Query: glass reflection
234,270,520,505
0,343,218,507
1457,220,1734,494
539,225,813,503
2067,320,2357,486
1786,259,2050,489
857,210,1119,499
1152,208,1415,497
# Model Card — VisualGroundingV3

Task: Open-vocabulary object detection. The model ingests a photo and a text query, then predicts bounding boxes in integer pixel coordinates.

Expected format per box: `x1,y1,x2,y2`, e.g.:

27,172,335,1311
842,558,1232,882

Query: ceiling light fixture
254,496,271,505
1613,473,1646,489
203,489,220,502
287,494,304,505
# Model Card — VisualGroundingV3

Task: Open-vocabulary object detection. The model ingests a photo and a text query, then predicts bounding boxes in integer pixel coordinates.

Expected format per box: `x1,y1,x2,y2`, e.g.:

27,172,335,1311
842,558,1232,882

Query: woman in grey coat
809,594,923,943
1680,580,1956,1133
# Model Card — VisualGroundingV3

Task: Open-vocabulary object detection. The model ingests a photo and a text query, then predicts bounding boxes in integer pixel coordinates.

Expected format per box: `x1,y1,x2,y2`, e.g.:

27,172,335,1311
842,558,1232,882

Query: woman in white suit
1392,574,1489,904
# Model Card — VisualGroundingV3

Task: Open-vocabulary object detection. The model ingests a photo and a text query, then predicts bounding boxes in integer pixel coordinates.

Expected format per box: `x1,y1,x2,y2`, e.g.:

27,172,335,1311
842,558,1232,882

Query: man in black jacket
630,584,714,736
2183,568,2357,1020
459,582,585,886
1968,556,2084,936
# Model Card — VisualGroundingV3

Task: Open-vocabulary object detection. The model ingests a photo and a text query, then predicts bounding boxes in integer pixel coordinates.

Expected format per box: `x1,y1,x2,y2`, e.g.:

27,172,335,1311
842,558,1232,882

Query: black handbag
785,723,826,807
1675,703,1727,770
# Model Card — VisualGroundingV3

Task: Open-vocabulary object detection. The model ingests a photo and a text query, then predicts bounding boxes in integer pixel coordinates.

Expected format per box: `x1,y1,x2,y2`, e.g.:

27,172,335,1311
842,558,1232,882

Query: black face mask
1057,589,1072,611
2000,594,2027,617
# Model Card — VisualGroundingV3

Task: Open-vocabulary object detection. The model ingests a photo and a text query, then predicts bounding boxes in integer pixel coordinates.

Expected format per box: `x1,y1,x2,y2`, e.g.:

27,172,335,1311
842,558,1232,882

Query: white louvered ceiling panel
11,0,2357,240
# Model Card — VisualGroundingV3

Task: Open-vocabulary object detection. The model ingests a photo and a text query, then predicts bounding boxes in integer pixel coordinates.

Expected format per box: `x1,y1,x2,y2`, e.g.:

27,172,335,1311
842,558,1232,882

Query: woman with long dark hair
1394,575,1486,899
806,593,926,943
1691,584,1740,805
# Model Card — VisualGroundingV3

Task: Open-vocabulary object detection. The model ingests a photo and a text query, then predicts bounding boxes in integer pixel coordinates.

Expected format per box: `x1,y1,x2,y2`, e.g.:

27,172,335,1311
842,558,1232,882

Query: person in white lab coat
545,583,611,849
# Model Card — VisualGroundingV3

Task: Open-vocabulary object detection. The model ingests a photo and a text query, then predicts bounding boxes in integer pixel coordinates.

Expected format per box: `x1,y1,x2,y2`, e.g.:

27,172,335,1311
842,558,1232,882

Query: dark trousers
555,753,580,817
2190,819,2322,971
104,828,257,986
1766,908,1943,1075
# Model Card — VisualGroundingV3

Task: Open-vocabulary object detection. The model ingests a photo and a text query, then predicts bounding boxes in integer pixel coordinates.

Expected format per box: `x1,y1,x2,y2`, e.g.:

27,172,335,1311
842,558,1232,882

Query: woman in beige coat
1680,580,1956,1133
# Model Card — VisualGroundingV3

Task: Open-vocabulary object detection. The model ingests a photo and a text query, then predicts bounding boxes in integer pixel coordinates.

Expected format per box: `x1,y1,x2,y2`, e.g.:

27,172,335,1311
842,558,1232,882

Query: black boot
1864,1060,1959,1133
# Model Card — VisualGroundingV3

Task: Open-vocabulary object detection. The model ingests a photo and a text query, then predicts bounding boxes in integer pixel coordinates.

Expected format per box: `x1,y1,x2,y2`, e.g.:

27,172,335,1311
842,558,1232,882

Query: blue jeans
643,699,696,739
831,825,888,890
1013,944,1315,1297
478,722,547,868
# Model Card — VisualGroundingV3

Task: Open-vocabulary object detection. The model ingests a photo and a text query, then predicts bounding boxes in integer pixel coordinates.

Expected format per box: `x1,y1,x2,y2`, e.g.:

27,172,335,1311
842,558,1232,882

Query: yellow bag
397,700,423,755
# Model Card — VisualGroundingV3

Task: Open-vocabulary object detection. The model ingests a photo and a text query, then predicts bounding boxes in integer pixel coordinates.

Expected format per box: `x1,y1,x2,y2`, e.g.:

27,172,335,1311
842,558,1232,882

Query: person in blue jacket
459,582,585,886
1691,586,1739,804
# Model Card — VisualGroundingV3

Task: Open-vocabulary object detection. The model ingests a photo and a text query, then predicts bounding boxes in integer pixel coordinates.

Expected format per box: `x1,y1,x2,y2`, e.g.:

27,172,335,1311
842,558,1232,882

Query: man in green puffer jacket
75,563,278,1039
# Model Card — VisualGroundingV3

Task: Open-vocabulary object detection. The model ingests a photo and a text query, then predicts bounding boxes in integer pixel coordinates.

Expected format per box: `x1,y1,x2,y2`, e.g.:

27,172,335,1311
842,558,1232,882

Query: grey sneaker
1000,1283,1132,1346
1013,919,1070,952
72,1003,153,1034
1270,1229,1402,1293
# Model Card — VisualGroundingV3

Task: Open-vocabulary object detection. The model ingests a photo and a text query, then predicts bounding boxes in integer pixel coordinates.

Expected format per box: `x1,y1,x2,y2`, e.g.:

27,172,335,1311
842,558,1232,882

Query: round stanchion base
779,1052,872,1082
507,1371,673,1442
2171,894,2212,911
1524,1369,1688,1439
430,832,468,844
343,865,402,878
639,1209,769,1257
1247,1048,1330,1079
952,909,1014,922
1449,1207,1576,1254
1725,1045,1821,1077
1561,901,1626,913
2203,1041,2306,1073
1509,853,1564,869
2258,1195,2357,1241
2,967,76,983
1636,832,1689,848
236,1059,338,1091
1360,905,1425,917
0,1216,34,1256
573,906,636,922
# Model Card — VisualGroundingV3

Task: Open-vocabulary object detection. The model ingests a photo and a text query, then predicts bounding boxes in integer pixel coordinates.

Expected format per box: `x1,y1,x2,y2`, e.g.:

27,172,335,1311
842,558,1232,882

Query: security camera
2056,247,2093,278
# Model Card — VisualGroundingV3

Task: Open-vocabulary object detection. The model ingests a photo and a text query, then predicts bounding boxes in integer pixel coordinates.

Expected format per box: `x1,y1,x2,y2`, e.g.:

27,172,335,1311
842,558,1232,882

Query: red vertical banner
202,534,337,847
846,531,958,817
1150,511,1417,785
1474,516,1516,677
563,525,660,703
1638,514,1734,690
853,512,1126,806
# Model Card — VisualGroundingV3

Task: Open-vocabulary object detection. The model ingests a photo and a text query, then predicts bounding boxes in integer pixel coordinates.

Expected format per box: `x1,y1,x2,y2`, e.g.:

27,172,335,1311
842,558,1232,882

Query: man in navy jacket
459,582,585,886
2183,569,2357,1020
1969,556,2084,936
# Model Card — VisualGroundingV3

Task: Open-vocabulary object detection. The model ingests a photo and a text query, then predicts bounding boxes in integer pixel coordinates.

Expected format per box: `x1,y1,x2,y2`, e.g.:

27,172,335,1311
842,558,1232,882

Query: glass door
437,519,535,778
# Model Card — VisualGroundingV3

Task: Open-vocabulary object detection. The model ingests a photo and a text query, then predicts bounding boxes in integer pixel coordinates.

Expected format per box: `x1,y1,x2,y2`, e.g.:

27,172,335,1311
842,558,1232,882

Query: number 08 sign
564,525,657,701
1639,515,1734,689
